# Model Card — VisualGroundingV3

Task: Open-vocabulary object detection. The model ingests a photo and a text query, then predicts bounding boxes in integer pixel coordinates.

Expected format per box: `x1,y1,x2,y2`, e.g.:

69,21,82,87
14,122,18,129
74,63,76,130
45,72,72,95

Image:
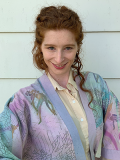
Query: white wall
0,0,120,113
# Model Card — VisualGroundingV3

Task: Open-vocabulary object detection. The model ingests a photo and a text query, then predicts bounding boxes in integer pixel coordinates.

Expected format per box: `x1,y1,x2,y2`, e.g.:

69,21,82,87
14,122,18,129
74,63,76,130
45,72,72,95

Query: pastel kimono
0,72,120,160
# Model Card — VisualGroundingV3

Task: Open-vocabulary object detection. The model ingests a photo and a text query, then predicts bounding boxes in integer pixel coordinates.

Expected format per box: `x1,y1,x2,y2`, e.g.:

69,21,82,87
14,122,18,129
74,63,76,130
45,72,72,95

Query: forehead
42,29,76,45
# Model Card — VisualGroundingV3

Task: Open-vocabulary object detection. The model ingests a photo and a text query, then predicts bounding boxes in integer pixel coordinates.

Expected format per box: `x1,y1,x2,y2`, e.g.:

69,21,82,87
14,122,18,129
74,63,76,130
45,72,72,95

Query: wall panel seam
0,78,120,80
0,31,120,34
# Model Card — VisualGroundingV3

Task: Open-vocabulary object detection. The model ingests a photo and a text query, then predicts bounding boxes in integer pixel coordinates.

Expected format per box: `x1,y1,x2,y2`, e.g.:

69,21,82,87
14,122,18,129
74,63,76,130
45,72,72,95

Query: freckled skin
41,29,78,87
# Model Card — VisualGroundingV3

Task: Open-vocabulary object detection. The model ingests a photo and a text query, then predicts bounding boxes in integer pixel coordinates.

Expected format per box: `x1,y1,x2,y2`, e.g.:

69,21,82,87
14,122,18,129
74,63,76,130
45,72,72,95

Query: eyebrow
44,44,76,47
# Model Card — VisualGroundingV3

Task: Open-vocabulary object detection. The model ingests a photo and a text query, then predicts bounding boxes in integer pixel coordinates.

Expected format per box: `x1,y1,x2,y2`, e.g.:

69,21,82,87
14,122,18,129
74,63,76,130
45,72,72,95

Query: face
41,29,78,80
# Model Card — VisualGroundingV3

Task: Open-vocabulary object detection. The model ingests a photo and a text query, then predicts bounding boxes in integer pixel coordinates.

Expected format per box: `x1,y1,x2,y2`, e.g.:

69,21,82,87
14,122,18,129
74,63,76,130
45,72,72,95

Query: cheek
43,54,54,66
43,53,51,60
69,54,76,62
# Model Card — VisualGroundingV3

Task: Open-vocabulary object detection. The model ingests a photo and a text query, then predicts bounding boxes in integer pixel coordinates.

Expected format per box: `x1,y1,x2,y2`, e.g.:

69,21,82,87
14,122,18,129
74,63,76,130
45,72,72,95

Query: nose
54,50,64,64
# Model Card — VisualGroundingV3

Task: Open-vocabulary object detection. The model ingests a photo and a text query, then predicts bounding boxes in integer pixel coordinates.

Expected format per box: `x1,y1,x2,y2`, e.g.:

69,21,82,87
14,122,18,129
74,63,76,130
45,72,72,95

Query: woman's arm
86,73,120,160
0,96,22,160
97,74,120,160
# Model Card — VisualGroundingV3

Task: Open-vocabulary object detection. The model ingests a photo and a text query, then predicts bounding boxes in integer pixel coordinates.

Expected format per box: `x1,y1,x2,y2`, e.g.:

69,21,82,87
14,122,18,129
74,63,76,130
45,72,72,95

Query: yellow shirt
47,70,91,160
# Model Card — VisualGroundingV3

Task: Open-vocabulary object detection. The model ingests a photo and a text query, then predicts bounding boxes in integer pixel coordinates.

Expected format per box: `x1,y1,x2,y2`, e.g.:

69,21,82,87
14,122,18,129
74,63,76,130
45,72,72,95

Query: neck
48,71,70,88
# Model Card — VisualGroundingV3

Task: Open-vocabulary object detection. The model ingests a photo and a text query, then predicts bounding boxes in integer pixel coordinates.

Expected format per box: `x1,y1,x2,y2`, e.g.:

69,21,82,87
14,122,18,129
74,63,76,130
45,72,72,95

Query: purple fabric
101,148,120,160
75,76,96,160
39,73,86,160
0,72,120,160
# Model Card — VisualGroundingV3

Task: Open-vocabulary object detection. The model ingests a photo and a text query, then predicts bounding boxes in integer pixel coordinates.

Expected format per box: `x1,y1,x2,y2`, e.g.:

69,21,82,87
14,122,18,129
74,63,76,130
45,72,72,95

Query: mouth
52,63,67,69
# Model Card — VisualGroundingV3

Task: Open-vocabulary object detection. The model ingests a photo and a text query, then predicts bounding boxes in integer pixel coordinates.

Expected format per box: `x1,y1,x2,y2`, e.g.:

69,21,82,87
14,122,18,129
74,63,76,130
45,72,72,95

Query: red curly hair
32,5,93,106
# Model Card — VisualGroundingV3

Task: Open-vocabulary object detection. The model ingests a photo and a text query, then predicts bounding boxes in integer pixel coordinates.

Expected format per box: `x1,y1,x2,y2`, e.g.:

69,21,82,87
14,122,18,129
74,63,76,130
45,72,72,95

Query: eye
48,47,55,50
65,47,72,50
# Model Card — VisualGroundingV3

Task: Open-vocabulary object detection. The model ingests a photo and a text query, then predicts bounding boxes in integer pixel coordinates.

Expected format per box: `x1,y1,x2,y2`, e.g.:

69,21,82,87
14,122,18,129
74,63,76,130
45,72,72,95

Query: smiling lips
52,63,67,69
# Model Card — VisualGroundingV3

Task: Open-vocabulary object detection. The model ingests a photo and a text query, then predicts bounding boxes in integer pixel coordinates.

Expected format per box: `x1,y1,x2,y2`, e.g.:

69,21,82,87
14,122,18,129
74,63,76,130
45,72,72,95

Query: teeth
55,64,64,67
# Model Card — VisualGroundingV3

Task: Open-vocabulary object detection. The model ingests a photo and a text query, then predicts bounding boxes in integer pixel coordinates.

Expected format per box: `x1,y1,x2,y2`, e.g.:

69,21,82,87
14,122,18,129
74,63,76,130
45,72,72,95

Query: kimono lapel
38,73,86,160
75,76,96,160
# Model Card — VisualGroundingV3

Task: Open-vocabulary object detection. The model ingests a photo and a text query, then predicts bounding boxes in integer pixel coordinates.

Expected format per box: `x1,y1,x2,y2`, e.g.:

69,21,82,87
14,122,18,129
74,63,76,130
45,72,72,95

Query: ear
76,50,79,55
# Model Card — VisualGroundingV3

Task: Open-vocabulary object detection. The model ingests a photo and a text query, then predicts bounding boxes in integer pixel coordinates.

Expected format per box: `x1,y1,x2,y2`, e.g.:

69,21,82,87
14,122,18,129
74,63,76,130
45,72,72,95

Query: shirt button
81,118,84,122
72,100,75,103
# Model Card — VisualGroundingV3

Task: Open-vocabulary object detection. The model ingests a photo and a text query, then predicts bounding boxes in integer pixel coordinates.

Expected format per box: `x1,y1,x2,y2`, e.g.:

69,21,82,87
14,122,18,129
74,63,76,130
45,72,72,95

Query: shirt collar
67,70,78,91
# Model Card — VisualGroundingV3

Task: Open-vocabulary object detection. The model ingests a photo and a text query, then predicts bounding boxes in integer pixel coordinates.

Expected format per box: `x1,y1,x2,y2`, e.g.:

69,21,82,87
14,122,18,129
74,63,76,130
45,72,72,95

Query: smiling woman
40,29,78,88
32,5,93,105
0,5,120,160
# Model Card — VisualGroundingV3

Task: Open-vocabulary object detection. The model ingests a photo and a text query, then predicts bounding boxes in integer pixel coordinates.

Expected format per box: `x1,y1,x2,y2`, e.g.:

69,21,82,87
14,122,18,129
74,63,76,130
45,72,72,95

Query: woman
0,6,120,160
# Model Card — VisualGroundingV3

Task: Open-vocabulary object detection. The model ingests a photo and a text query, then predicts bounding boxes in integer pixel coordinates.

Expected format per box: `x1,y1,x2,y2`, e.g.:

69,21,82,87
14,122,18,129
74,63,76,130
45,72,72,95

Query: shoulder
80,71,108,92
81,71,105,84
14,73,48,99
6,75,47,111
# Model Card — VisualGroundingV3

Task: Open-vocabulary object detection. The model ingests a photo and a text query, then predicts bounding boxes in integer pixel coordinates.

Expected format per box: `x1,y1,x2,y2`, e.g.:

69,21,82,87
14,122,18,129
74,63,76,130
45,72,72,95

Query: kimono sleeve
100,77,120,160
0,96,22,160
